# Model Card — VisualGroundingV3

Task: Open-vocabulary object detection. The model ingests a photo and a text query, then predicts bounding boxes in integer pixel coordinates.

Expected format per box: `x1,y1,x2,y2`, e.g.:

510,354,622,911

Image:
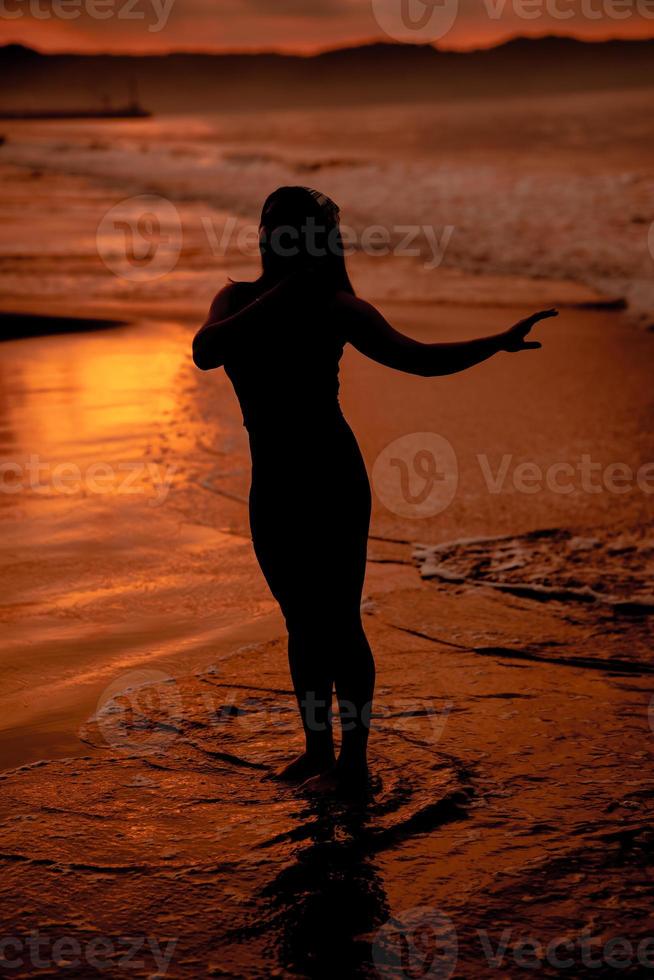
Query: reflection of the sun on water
0,325,183,454
0,322,192,514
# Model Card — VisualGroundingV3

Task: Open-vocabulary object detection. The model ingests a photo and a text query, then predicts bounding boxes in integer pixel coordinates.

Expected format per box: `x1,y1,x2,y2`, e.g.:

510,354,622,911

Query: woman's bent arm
193,279,297,371
339,293,557,377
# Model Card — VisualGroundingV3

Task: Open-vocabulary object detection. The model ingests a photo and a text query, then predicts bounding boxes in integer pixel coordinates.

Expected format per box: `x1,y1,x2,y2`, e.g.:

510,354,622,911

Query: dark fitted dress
223,286,371,634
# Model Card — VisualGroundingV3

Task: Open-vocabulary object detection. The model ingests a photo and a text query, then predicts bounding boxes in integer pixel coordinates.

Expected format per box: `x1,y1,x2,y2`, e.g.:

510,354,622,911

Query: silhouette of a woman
193,186,556,794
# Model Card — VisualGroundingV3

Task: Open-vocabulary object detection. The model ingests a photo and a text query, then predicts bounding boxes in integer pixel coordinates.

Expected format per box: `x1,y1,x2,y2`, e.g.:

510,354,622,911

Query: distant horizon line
4,30,654,59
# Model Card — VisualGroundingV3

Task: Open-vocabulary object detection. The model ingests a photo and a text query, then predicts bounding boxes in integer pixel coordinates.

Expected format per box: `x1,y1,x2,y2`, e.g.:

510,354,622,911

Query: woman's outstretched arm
338,293,558,377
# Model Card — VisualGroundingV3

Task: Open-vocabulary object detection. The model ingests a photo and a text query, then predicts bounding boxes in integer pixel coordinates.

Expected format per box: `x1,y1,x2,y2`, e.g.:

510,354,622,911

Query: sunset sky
2,0,654,53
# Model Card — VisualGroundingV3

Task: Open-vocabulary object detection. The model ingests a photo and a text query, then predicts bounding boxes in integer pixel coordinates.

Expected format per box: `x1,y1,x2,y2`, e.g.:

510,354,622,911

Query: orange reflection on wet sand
0,320,274,768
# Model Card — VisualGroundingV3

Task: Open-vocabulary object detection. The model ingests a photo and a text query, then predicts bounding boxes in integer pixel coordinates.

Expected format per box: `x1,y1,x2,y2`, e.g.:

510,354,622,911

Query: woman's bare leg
333,617,375,778
273,625,336,781
299,614,375,796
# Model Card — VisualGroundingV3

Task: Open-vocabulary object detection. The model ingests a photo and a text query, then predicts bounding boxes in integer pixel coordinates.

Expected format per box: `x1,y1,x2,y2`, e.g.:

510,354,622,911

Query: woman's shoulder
210,280,260,317
220,279,260,301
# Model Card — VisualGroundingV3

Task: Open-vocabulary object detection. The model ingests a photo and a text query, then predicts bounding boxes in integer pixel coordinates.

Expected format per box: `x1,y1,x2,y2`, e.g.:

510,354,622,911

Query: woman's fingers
520,309,558,330
515,308,558,337
503,308,557,352
529,308,559,324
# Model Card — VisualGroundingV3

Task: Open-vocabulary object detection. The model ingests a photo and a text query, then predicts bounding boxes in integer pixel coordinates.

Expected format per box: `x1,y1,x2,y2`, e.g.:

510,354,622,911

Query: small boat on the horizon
0,102,152,121
0,81,152,120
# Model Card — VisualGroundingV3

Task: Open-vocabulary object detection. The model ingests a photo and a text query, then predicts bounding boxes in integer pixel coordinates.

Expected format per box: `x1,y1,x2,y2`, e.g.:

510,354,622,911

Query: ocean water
1,87,653,320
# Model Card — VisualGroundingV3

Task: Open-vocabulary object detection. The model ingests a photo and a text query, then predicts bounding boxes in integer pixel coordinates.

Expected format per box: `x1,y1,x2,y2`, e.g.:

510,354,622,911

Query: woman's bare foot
269,748,335,783
301,761,370,798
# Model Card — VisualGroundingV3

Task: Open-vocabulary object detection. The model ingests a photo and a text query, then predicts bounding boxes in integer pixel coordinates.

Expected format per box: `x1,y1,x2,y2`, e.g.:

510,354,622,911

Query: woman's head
258,185,354,294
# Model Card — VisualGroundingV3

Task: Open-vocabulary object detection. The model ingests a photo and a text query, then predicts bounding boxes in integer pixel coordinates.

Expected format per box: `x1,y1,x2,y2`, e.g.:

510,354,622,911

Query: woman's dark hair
256,185,355,296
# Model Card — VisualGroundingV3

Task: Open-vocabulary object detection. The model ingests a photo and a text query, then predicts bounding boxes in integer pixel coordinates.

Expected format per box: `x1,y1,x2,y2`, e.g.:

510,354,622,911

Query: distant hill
1,36,653,112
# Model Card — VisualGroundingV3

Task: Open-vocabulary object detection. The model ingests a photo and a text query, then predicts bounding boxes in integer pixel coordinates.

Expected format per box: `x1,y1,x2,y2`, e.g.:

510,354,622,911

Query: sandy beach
1,95,653,976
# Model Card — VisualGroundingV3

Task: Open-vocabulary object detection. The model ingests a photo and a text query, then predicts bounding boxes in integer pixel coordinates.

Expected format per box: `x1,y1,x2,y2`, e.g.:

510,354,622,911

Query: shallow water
2,601,653,977
0,320,274,767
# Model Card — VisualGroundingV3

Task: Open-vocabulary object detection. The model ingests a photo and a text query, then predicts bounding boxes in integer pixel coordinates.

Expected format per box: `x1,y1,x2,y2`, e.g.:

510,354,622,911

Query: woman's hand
500,309,559,352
